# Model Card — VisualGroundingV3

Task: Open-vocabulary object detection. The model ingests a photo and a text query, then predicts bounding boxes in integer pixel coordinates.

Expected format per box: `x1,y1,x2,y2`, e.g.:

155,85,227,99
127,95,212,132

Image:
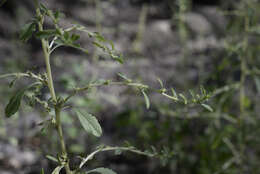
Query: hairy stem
34,1,72,173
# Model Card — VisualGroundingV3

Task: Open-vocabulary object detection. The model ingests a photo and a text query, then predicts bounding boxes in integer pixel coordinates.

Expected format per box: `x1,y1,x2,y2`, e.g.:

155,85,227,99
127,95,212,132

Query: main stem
34,2,72,174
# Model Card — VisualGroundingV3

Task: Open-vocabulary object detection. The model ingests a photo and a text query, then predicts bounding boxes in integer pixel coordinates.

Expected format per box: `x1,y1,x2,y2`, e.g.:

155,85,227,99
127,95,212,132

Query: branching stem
34,1,72,173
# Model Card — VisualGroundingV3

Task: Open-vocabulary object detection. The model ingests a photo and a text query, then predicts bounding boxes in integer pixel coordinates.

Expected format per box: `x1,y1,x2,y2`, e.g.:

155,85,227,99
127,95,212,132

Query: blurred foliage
0,0,260,174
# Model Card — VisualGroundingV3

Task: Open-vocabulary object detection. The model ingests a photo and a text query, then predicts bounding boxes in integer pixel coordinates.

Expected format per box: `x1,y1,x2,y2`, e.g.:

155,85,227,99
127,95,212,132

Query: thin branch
79,146,157,168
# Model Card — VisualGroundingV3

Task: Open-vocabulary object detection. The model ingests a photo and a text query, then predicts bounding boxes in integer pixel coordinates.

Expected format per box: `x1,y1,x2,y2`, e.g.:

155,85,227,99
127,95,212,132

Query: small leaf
71,33,80,42
51,166,64,174
5,88,26,117
117,73,131,82
200,86,206,96
179,93,187,104
142,90,150,109
9,77,18,88
54,10,65,20
157,78,164,88
40,3,48,13
86,167,117,174
111,54,124,64
19,22,36,42
201,103,213,112
109,40,115,50
5,82,40,117
41,168,45,174
171,88,178,99
76,110,102,137
36,30,57,39
93,41,106,50
94,32,106,42
63,31,70,41
46,155,59,163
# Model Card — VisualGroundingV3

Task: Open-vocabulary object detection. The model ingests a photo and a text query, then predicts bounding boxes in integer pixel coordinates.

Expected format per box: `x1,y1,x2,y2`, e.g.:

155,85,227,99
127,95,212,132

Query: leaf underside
76,110,102,137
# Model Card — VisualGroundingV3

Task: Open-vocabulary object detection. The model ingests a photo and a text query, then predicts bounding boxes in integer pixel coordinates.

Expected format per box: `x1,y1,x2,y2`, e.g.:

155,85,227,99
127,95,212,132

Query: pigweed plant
1,1,213,173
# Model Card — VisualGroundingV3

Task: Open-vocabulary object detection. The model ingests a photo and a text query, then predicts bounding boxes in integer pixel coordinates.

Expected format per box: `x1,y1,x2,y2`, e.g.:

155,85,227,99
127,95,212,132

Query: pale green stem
34,1,72,173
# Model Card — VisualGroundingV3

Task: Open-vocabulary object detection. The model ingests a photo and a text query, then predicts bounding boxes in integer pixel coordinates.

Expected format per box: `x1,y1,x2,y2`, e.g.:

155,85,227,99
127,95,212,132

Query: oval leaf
5,82,41,118
201,103,213,112
86,167,117,174
5,88,27,117
76,110,102,137
19,22,36,42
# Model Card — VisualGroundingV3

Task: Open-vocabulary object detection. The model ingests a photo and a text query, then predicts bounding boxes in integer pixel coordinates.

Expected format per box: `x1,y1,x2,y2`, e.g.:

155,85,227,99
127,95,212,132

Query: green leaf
157,78,164,88
5,83,40,117
200,86,206,96
117,73,131,82
36,30,57,39
46,155,58,163
93,41,106,50
75,110,102,137
41,168,45,174
5,88,26,117
86,167,117,174
142,90,150,109
54,10,65,21
171,88,178,99
94,32,106,42
19,22,36,42
63,31,70,41
179,93,187,104
51,166,64,174
109,40,115,50
9,77,18,88
201,103,213,112
71,34,80,42
111,54,124,64
39,3,48,14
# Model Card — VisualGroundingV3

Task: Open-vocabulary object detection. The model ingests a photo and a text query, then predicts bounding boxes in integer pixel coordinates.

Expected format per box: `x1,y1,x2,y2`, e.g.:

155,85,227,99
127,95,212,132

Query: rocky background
0,0,260,174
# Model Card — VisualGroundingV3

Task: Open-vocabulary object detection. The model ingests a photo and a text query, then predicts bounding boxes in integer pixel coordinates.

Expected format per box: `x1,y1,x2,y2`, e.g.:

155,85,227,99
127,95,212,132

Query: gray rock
184,12,213,36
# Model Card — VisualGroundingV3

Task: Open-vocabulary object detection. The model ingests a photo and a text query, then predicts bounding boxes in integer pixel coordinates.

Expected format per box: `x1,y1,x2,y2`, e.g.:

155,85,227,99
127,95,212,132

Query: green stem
55,106,72,173
34,1,72,173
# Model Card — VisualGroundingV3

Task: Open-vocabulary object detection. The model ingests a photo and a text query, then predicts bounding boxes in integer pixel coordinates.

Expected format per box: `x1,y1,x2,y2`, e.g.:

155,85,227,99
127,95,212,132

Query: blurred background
0,0,260,173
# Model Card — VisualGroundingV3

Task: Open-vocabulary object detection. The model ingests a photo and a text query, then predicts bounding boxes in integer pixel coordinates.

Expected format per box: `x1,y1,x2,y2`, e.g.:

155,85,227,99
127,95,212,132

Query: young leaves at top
75,110,102,137
86,167,117,174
